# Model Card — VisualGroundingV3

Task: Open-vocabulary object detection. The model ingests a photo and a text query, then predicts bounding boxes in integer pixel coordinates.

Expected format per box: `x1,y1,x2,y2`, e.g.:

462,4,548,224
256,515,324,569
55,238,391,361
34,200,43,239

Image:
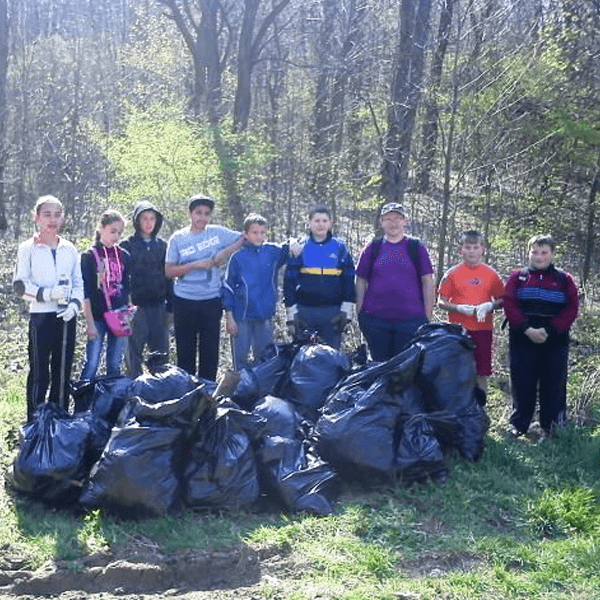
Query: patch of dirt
0,538,260,599
0,540,491,600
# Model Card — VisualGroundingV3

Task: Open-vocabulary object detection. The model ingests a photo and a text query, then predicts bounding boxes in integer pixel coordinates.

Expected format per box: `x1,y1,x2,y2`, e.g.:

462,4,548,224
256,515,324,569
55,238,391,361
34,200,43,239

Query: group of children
14,194,579,440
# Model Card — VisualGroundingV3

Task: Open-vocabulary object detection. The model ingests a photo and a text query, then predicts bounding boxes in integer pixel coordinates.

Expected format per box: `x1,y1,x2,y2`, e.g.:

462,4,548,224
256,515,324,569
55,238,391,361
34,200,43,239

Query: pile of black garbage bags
11,323,489,518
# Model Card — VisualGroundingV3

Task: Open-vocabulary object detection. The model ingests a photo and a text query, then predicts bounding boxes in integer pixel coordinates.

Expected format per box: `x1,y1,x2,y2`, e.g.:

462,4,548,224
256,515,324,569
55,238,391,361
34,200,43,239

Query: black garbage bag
282,344,351,413
231,368,259,410
80,411,113,459
414,323,477,413
252,343,296,397
455,399,491,462
413,323,489,460
253,396,298,439
395,414,449,485
327,343,422,406
12,403,96,506
314,377,413,479
231,344,295,410
183,402,262,509
71,376,134,425
407,410,459,452
256,435,338,515
117,384,213,438
80,423,184,518
129,365,202,403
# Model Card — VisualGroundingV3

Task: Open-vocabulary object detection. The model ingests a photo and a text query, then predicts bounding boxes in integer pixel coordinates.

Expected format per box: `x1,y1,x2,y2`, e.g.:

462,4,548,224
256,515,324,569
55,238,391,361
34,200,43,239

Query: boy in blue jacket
283,204,356,348
222,214,288,370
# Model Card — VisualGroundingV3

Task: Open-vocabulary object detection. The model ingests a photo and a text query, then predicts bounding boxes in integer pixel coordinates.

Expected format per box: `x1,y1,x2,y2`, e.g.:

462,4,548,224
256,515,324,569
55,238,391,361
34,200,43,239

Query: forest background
0,0,599,289
1,2,600,599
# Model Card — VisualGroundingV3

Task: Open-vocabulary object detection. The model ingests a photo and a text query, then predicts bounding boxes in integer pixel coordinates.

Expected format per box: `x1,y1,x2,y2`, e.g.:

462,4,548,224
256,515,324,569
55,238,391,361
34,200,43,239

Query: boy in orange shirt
438,230,505,393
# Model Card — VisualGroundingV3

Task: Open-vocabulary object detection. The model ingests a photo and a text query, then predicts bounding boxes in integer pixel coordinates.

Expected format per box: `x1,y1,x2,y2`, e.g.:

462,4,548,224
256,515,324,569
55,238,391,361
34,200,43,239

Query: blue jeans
358,311,427,362
80,319,127,380
231,319,274,371
297,305,342,349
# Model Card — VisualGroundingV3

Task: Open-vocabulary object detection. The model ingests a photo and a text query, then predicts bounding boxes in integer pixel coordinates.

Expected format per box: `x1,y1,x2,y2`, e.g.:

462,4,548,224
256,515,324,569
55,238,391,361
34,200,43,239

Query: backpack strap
407,237,421,282
407,236,424,301
366,236,384,281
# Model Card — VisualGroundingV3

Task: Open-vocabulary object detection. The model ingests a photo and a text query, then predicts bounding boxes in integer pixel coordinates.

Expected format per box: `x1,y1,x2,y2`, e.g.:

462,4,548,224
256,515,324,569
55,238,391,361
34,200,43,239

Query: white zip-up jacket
13,235,84,313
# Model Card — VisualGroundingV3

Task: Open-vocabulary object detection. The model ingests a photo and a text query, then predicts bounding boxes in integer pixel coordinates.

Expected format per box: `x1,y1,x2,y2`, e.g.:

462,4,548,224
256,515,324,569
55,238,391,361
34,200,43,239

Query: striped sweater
503,264,578,335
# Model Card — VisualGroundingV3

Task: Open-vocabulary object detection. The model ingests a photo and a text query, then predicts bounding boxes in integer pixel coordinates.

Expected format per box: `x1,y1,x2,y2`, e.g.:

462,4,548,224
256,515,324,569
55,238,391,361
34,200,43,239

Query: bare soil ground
0,529,487,600
0,537,263,599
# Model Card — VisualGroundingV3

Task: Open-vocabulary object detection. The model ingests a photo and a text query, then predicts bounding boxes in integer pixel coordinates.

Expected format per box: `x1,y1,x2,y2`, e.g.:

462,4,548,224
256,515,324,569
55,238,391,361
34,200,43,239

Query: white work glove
57,301,78,322
289,238,304,258
341,301,354,321
455,304,476,316
475,301,494,322
43,284,69,303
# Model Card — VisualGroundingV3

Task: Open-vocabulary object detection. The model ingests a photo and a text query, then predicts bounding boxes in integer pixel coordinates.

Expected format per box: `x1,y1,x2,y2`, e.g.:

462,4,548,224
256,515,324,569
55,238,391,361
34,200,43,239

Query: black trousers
508,328,569,434
27,312,76,421
173,295,222,381
125,302,169,378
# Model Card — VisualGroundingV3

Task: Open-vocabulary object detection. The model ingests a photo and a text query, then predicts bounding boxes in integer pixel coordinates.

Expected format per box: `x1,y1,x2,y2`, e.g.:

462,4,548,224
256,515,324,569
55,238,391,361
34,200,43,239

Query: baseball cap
188,194,215,212
380,202,406,217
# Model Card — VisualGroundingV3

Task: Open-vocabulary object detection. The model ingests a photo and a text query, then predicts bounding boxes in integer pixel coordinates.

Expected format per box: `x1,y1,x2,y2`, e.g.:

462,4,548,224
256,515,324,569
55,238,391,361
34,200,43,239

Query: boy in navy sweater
283,204,355,348
503,234,579,438
222,214,288,370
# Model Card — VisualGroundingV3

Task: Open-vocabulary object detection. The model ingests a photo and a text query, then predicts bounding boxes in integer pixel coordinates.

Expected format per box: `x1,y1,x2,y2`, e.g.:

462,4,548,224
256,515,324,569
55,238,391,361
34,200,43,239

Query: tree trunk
234,0,257,134
234,0,291,133
379,0,433,203
0,0,9,230
158,0,290,229
310,0,365,221
415,0,455,194
310,0,337,208
435,2,462,285
582,150,600,289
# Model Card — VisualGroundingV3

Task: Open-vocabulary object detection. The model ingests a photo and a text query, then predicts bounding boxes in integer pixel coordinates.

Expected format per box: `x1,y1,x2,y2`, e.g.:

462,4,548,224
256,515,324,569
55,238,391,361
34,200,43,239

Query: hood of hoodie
132,201,163,237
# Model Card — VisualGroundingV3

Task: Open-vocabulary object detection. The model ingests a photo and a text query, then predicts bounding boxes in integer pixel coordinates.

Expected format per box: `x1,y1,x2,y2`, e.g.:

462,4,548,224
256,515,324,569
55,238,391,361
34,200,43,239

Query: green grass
2,320,600,599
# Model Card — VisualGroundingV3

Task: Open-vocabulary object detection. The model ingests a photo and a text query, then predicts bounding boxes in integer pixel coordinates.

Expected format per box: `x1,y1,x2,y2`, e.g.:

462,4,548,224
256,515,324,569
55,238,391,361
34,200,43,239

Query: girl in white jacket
13,195,84,421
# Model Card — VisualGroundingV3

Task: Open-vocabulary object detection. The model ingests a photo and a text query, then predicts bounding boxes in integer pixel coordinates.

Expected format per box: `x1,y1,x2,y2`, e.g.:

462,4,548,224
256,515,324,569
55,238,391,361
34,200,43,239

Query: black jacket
120,201,172,308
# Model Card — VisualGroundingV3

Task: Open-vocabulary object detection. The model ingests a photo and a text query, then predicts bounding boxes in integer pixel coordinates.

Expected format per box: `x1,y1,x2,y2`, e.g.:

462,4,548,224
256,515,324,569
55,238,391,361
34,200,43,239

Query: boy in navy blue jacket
283,204,355,348
222,214,288,370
